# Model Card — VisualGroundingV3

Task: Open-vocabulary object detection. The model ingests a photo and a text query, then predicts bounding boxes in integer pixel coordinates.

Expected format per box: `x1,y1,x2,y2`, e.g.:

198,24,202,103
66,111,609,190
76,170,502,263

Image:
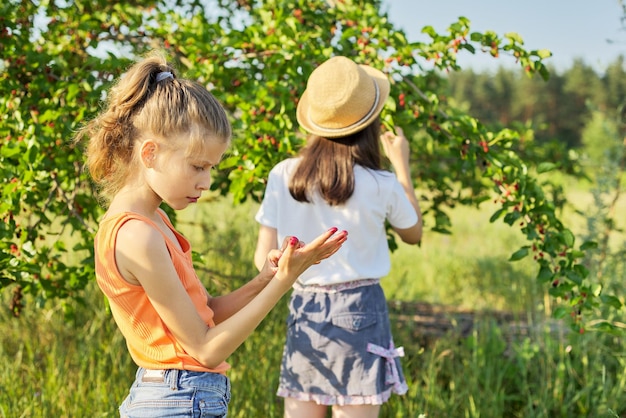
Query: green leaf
573,264,589,280
25,144,38,164
536,49,552,58
580,241,598,251
536,162,556,173
420,26,437,38
503,210,521,225
1,143,23,158
589,321,620,334
600,295,623,309
536,265,554,283
509,246,529,261
392,31,407,44
470,32,483,42
67,84,80,101
504,32,523,43
560,229,575,247
461,43,476,54
565,269,583,285
552,306,569,319
489,208,505,223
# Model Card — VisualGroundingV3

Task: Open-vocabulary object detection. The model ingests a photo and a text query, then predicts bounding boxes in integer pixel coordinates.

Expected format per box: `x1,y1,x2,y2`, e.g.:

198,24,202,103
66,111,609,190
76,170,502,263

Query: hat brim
296,64,390,138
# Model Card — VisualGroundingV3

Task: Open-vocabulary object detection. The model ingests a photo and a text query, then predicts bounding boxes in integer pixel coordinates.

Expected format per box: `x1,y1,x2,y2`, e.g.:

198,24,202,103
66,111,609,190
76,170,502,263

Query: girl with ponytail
76,51,347,417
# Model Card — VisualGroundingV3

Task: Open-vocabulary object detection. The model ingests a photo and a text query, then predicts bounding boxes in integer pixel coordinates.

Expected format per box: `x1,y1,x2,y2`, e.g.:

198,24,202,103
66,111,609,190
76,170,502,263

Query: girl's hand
380,127,410,169
273,227,347,287
257,250,280,283
257,236,304,282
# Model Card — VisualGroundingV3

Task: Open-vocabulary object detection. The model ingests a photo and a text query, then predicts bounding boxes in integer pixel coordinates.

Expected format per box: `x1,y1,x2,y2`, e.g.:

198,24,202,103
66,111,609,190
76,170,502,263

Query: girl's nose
197,172,211,190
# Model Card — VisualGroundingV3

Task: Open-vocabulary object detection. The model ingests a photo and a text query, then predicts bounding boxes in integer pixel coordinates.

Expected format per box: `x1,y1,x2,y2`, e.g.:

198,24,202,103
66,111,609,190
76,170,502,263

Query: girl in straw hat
254,56,423,418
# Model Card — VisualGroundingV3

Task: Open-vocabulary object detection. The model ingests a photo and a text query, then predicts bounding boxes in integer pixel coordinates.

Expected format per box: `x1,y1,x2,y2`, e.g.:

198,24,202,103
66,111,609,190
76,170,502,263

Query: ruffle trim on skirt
276,381,408,406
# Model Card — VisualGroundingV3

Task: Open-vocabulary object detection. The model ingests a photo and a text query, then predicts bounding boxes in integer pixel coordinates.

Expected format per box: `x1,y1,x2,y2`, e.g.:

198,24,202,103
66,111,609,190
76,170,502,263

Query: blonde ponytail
75,51,231,202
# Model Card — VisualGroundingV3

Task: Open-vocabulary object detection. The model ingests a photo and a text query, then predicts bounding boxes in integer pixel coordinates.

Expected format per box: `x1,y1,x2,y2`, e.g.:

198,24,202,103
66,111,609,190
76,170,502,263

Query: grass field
1,188,625,417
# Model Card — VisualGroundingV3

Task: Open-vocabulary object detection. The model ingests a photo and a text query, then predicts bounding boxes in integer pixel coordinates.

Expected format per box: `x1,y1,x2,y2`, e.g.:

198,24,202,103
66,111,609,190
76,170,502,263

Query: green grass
1,190,625,417
383,201,540,313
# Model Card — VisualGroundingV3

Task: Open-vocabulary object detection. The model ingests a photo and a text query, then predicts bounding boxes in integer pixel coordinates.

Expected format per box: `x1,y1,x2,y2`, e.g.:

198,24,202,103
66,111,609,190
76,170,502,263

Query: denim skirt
119,367,231,418
277,281,408,405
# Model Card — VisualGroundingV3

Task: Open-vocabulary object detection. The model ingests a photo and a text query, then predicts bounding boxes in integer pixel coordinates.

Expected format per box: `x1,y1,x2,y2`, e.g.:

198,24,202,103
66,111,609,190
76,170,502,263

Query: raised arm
380,127,423,244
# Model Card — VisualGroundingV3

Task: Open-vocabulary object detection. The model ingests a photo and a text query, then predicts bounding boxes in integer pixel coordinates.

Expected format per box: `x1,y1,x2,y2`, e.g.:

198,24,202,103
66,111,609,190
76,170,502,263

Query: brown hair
289,121,382,206
75,50,231,201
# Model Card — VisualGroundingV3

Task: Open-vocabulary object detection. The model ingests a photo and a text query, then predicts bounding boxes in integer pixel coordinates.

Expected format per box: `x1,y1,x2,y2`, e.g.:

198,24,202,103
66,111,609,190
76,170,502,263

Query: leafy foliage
0,0,619,331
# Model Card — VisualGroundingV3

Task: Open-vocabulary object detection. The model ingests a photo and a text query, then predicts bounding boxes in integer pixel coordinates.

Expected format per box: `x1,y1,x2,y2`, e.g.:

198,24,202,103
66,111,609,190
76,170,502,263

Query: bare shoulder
115,218,169,285
116,218,164,252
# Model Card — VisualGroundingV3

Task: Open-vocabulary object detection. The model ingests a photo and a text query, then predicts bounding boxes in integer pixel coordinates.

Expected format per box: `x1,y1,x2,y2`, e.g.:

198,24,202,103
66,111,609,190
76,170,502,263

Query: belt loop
169,369,179,391
141,368,166,383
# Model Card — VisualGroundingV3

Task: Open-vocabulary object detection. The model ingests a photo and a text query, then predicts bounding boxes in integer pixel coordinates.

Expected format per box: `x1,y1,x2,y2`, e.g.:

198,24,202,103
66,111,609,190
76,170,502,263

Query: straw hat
296,56,390,138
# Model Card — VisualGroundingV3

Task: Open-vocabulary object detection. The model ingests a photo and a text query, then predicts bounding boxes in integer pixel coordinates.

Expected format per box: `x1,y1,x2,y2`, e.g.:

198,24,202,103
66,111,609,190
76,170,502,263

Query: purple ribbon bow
367,341,405,392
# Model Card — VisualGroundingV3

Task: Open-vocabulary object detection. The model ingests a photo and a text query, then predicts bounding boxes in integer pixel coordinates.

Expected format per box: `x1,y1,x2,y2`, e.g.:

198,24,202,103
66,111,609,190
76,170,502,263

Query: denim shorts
277,281,408,405
119,367,231,417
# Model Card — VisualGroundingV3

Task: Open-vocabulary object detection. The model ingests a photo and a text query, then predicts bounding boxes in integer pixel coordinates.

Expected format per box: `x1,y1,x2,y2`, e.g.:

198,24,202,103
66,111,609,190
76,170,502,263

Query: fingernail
290,236,298,246
328,227,338,234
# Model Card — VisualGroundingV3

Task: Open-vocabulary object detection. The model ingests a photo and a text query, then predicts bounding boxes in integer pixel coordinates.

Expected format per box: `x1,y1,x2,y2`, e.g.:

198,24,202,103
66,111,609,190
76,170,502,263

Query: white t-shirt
255,158,418,285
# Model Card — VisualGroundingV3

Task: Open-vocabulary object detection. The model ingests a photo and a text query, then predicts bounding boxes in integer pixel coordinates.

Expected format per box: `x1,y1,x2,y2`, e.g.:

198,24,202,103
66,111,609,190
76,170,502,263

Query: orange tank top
94,210,229,374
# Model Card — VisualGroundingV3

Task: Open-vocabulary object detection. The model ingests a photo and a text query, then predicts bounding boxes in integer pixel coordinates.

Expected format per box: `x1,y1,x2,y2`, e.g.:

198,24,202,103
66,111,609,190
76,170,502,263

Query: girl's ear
140,140,158,168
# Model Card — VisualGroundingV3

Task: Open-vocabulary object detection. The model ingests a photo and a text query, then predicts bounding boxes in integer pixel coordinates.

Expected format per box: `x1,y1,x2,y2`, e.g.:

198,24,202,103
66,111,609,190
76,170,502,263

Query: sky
382,0,626,74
